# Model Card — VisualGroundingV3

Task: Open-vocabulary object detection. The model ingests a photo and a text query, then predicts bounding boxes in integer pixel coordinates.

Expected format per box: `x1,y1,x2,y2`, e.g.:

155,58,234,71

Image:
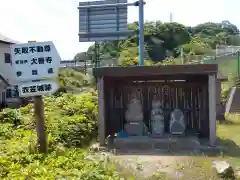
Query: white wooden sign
18,80,59,97
10,41,61,83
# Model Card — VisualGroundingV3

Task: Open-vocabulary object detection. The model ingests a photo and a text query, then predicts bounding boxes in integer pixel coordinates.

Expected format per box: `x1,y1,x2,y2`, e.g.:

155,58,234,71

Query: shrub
16,92,98,147
0,91,124,179
0,108,22,125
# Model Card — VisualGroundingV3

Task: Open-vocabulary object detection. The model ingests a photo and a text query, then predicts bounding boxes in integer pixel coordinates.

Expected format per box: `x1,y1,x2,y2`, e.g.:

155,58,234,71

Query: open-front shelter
93,64,217,146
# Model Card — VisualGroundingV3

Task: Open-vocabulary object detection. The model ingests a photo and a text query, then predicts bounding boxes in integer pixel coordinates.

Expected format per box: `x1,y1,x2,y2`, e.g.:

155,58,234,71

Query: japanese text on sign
18,80,59,97
21,83,52,94
14,45,51,55
14,57,52,65
10,41,61,83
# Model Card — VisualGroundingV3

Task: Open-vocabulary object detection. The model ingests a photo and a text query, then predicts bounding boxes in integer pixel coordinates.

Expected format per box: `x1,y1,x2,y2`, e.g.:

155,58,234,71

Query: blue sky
0,0,238,60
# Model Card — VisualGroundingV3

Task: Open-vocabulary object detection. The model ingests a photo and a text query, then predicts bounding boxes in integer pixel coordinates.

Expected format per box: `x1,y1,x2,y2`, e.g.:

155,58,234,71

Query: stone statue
124,93,144,136
151,97,165,135
169,108,186,135
125,94,143,122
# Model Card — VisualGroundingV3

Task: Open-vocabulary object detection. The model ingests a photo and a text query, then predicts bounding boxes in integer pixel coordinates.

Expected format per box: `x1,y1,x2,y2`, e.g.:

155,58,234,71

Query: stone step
110,136,200,151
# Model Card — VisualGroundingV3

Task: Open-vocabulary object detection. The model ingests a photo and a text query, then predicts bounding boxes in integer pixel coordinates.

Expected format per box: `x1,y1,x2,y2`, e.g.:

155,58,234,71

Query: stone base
110,134,200,152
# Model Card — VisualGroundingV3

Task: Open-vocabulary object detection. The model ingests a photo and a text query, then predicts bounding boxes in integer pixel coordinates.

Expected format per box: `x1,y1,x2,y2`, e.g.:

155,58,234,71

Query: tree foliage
57,68,91,94
75,20,239,65
0,92,123,179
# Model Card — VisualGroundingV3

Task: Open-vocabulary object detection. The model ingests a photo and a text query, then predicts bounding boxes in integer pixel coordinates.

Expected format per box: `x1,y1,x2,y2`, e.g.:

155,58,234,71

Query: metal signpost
10,41,61,153
78,0,145,65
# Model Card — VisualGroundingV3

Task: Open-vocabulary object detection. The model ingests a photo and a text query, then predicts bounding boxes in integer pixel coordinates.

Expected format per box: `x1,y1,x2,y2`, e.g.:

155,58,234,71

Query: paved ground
114,150,193,179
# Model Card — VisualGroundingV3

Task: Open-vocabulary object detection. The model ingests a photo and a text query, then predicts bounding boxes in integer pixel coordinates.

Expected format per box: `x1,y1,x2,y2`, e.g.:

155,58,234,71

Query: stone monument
124,92,145,136
169,108,186,135
150,97,165,136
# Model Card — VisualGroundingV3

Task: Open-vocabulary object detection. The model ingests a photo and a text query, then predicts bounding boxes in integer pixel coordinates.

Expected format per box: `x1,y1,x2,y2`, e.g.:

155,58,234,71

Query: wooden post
28,41,48,153
97,77,105,146
208,73,216,146
34,95,48,153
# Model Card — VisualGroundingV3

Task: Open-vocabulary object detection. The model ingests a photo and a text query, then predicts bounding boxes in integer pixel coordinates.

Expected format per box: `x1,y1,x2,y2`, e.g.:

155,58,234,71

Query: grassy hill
58,68,93,93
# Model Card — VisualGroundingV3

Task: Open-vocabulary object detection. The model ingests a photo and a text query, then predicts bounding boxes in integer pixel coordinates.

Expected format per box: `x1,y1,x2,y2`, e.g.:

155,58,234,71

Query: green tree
73,52,89,62
182,36,211,55
74,20,239,63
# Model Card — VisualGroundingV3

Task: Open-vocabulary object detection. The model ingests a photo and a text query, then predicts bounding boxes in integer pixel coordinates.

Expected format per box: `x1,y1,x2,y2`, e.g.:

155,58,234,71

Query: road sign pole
138,0,144,66
28,41,48,154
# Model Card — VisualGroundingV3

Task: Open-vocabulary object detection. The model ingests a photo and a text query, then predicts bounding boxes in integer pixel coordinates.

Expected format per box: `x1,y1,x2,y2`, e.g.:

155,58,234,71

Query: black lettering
15,60,19,64
32,70,38,75
14,48,21,54
31,58,38,65
29,86,37,92
29,46,36,53
22,47,28,54
45,57,52,63
44,45,51,52
24,60,28,64
37,85,44,92
44,84,52,91
20,60,24,64
38,57,45,64
48,68,53,74
16,71,22,77
36,46,44,52
22,87,29,93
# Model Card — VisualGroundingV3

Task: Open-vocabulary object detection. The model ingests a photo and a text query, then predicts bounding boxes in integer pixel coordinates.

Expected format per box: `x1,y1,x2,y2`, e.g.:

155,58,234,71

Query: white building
0,33,21,108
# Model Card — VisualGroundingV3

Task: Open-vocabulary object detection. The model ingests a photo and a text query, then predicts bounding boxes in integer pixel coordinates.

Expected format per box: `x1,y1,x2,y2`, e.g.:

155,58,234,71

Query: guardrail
60,46,240,68
60,61,93,68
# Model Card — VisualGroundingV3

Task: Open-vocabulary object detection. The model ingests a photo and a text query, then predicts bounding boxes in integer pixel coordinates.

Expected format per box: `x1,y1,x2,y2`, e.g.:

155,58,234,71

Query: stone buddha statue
125,93,143,122
169,108,186,135
124,93,145,136
150,96,165,136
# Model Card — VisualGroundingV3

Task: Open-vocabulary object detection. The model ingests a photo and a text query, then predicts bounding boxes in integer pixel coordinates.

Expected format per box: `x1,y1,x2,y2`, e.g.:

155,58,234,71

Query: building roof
0,75,9,86
0,33,18,44
93,64,218,77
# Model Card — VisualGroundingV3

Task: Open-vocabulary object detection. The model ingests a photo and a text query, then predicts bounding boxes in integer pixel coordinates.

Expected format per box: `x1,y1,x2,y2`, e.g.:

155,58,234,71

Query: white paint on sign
18,80,59,97
10,41,61,83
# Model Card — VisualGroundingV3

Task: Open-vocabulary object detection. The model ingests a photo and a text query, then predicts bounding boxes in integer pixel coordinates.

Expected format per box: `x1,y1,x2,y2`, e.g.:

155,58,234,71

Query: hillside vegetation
1,20,240,179
0,92,122,179
73,20,240,65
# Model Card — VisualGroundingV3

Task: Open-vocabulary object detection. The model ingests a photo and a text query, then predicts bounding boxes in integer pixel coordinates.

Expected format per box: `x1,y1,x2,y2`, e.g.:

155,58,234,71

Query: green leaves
0,92,123,179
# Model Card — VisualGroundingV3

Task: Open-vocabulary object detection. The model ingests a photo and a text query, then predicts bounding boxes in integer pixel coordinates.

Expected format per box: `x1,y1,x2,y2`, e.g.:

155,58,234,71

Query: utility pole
94,42,100,68
170,12,173,22
181,47,184,64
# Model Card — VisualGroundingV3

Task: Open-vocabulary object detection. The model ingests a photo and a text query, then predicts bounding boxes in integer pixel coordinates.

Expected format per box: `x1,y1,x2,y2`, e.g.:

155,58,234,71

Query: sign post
10,41,61,153
138,0,145,66
34,94,47,153
78,0,145,66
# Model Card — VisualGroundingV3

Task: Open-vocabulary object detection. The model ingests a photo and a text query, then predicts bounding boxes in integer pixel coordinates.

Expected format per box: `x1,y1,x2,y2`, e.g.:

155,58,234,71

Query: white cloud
0,0,239,60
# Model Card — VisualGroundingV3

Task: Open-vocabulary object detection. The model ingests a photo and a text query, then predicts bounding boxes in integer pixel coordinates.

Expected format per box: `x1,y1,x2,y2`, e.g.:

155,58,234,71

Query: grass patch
179,114,240,178
219,59,238,78
114,113,240,179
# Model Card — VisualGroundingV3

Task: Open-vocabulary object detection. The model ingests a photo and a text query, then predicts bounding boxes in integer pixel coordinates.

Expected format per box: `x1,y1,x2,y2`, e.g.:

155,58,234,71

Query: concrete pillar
97,77,105,146
208,73,217,146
